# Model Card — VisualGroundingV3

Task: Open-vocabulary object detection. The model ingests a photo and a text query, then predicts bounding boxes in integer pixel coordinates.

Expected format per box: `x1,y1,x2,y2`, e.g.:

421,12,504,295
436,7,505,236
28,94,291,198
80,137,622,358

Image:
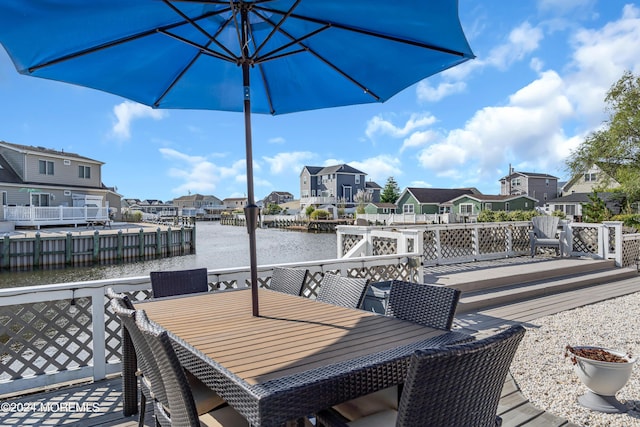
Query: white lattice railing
0,254,419,397
338,220,640,268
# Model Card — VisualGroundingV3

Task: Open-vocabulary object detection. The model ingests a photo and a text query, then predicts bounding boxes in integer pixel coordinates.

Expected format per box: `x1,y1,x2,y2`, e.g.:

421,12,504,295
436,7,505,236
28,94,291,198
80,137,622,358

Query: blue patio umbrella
0,0,474,316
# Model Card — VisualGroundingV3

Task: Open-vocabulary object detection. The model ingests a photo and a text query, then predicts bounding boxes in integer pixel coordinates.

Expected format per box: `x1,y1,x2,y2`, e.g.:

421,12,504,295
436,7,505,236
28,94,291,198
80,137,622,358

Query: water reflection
0,222,337,288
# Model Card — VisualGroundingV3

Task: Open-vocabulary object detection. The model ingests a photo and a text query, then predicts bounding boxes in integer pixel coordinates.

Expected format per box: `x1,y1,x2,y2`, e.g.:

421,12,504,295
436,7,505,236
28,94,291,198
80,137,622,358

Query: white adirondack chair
529,216,565,257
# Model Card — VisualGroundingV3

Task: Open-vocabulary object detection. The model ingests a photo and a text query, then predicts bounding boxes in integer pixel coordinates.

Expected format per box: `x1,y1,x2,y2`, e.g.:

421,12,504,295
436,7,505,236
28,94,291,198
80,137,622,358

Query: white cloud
417,70,573,184
564,4,640,127
485,22,544,70
400,130,439,153
159,148,245,195
268,136,286,144
262,151,315,174
416,81,467,102
365,113,437,139
349,156,402,184
111,101,166,140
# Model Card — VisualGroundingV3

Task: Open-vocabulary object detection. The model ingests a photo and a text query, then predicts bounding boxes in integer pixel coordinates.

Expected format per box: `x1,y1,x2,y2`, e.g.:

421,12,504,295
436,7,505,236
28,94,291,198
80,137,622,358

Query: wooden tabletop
138,288,446,385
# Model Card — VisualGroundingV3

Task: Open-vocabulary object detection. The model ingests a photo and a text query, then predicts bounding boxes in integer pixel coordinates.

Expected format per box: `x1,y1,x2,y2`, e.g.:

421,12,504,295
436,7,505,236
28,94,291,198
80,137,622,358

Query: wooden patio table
130,288,470,426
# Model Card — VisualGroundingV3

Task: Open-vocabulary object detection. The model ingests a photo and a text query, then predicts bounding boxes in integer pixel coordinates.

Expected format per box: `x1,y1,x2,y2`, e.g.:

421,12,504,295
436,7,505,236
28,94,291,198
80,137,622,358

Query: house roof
450,194,538,203
0,155,22,184
406,187,480,204
500,171,558,180
303,164,366,176
0,140,103,164
546,192,617,204
365,181,381,189
368,202,396,208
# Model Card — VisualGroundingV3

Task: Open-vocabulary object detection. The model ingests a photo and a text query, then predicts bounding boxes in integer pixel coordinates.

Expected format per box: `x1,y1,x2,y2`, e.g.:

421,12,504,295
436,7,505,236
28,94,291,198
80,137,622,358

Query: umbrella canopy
0,0,474,316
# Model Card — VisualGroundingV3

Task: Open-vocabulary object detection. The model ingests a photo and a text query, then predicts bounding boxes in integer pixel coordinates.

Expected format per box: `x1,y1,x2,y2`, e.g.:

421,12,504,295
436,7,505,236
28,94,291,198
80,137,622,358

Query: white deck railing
338,220,640,268
0,254,419,397
3,206,110,228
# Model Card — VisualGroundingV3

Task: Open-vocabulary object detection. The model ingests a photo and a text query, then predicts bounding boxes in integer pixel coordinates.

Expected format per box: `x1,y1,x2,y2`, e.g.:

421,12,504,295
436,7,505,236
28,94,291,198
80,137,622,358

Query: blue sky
1,1,639,202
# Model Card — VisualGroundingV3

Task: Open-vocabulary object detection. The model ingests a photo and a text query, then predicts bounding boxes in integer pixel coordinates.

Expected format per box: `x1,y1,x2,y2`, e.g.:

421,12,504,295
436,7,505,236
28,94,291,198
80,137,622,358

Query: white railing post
603,221,623,267
88,286,107,381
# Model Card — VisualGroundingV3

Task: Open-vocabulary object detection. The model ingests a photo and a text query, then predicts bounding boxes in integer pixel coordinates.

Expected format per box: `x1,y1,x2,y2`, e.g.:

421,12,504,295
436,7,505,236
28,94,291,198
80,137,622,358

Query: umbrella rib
257,8,471,59
162,0,239,62
250,0,302,61
159,29,236,62
26,11,224,73
153,49,204,107
248,12,381,101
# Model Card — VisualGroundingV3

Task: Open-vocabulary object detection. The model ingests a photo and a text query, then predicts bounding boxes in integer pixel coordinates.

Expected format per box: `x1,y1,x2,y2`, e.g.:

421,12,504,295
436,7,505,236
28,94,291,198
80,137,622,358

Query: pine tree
380,177,401,203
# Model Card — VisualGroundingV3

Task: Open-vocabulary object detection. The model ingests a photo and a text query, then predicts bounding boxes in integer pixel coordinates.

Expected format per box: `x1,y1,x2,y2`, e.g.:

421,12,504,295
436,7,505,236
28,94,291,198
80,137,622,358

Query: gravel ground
509,291,640,426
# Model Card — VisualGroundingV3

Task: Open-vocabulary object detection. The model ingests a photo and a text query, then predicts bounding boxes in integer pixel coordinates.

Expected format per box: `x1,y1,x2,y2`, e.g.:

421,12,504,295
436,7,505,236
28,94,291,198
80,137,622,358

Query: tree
567,71,640,203
354,188,372,214
582,191,612,223
380,176,401,203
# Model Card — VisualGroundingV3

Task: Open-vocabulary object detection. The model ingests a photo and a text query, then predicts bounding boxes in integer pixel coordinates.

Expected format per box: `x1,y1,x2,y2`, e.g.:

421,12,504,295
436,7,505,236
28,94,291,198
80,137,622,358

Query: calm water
0,222,337,288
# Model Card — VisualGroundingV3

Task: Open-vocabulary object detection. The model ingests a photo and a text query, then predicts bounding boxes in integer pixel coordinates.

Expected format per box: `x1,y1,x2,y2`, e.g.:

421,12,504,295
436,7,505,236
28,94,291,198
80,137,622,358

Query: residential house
365,181,382,203
560,164,620,195
395,187,480,215
223,197,249,211
546,164,622,220
0,141,120,227
499,169,558,207
299,164,379,209
364,202,397,215
448,194,537,221
171,193,225,217
263,191,294,206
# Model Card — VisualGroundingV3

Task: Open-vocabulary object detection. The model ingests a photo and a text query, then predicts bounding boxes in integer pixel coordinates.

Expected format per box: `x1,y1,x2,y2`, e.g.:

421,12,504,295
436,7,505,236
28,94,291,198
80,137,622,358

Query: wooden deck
2,257,636,426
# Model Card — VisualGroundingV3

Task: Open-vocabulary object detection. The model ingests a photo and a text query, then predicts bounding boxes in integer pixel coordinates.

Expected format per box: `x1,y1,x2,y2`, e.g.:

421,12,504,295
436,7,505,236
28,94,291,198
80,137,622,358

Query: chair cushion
333,386,398,421
347,409,398,427
186,371,226,414
199,405,249,426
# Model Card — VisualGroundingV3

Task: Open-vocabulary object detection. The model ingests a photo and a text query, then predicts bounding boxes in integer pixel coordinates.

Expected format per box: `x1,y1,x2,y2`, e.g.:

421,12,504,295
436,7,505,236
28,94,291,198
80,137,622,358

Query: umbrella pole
241,9,260,317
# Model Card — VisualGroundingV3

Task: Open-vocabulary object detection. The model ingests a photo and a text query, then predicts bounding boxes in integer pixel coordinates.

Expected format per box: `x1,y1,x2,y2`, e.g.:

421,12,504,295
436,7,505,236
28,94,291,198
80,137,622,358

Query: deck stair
430,258,638,314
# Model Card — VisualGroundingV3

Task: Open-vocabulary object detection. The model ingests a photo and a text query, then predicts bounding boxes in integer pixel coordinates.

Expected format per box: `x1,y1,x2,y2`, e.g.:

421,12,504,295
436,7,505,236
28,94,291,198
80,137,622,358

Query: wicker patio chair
135,310,248,427
316,324,526,427
109,292,225,426
316,273,369,309
269,266,308,296
385,280,461,330
150,267,209,298
529,215,565,257
328,281,462,422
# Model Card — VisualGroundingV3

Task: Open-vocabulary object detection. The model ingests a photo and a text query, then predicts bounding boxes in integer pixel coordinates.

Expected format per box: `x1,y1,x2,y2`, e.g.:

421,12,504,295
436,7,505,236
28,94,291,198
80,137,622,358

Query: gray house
300,164,380,209
0,141,120,227
499,169,558,207
263,191,294,205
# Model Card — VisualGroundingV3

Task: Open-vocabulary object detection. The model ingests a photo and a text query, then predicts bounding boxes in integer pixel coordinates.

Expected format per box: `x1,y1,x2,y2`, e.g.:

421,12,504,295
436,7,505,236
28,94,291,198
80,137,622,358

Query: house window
545,178,550,186
39,160,54,175
64,190,71,196
511,178,521,186
355,175,360,184
566,205,576,215
303,176,307,184
543,193,548,201
403,204,414,214
78,165,91,179
506,202,511,211
584,173,597,181
317,176,321,185
31,193,50,207
322,175,328,183
460,204,473,214
1,191,6,205
484,203,492,211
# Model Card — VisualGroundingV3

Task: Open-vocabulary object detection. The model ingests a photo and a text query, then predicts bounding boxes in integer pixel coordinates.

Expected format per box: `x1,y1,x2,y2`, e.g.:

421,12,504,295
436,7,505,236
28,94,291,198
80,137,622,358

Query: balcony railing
3,206,109,228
